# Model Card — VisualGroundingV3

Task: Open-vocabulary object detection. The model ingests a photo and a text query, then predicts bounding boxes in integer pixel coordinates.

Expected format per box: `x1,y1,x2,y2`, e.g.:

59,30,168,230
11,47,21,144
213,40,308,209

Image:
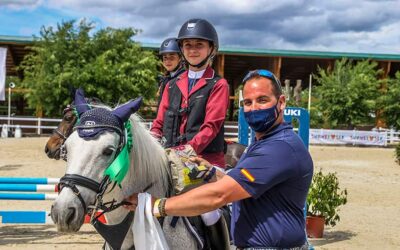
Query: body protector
157,66,186,110
162,76,225,153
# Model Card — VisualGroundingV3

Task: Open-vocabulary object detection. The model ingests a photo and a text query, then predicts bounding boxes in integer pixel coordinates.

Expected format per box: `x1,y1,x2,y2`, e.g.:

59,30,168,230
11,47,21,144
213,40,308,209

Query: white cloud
0,0,43,10
4,0,400,54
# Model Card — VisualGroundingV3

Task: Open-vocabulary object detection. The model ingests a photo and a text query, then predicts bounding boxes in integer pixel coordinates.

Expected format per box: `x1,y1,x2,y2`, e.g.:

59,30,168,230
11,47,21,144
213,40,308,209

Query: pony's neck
122,114,170,198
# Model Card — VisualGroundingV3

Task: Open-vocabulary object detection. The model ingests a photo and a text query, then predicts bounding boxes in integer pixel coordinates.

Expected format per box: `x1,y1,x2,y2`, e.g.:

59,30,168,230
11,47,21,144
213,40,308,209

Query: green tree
285,87,324,128
380,71,400,130
313,59,382,128
19,20,159,117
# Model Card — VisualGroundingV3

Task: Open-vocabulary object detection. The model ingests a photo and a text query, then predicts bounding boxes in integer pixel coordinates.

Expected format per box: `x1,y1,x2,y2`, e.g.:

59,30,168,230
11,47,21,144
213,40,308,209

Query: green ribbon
72,108,80,124
104,121,133,186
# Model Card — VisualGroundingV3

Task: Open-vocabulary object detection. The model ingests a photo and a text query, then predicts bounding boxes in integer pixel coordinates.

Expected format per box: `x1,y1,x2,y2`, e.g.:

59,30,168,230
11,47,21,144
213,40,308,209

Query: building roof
0,35,33,44
0,35,34,76
141,42,400,61
1,35,400,61
2,35,400,78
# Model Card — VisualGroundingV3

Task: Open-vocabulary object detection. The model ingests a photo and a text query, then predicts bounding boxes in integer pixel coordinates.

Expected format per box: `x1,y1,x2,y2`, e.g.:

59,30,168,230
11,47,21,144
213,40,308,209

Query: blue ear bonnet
77,108,123,139
73,88,143,139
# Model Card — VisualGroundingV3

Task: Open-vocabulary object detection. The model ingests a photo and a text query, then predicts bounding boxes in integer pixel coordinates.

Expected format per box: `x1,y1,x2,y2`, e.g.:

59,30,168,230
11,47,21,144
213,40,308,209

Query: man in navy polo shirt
124,69,313,249
227,69,313,249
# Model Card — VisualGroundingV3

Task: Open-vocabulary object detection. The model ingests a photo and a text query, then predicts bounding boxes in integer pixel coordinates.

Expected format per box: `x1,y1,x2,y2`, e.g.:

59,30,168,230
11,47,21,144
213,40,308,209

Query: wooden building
1,35,400,120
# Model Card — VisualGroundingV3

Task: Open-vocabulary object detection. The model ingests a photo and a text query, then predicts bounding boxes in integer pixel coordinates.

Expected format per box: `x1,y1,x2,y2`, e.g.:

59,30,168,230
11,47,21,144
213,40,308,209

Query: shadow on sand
308,230,357,247
0,225,101,245
0,164,23,171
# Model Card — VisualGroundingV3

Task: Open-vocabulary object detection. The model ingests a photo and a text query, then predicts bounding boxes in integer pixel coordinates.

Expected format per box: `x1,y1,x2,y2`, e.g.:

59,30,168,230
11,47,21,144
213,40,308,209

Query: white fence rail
0,116,62,135
0,116,242,138
1,116,399,146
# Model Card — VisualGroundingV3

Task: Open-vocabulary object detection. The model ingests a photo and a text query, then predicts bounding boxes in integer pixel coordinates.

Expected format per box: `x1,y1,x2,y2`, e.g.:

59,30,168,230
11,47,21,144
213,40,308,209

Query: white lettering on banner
310,129,387,146
284,109,301,117
0,47,7,101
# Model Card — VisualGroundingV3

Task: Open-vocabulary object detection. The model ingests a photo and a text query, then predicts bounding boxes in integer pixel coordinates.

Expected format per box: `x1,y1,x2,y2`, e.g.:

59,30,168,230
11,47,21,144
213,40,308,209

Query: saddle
165,144,231,249
159,206,231,250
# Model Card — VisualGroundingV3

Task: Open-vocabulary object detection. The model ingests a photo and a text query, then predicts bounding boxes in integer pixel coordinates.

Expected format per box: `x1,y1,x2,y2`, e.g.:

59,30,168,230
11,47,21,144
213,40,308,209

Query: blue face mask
244,104,279,132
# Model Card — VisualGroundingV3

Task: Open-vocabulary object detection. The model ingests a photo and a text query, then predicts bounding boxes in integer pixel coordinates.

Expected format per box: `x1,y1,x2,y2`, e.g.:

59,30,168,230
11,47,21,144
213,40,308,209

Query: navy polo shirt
228,123,313,248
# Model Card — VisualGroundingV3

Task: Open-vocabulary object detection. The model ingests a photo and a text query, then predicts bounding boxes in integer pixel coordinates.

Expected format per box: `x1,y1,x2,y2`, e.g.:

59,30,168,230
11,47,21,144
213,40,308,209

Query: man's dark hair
244,75,283,99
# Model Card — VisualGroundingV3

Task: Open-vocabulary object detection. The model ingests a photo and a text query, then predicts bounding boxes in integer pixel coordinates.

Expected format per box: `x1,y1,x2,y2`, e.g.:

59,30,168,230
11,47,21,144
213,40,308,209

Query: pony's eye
102,147,114,156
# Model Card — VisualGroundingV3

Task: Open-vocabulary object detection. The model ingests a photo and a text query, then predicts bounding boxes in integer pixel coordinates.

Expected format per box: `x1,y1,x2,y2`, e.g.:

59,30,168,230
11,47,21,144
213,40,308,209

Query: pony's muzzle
51,192,85,232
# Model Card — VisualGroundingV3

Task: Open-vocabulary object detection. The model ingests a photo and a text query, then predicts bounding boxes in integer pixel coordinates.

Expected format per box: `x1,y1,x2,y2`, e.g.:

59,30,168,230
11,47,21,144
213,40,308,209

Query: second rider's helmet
159,37,181,55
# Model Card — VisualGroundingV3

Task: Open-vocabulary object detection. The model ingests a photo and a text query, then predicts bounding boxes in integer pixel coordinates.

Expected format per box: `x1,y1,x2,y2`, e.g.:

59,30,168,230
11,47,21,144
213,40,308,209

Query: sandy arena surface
0,137,399,249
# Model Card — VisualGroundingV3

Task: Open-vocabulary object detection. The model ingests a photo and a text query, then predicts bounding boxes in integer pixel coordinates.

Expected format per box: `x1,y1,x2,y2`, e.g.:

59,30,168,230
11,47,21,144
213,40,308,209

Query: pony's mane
122,112,170,197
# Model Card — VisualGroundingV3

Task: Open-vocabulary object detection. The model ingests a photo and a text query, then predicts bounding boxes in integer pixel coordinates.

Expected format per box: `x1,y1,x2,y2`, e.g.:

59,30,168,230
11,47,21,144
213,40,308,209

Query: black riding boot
205,215,231,250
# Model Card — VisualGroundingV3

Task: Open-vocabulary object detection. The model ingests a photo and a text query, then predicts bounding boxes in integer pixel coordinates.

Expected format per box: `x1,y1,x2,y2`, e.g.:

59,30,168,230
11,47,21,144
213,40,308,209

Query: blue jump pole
0,211,51,224
0,177,59,184
0,193,58,200
0,184,58,192
0,211,106,224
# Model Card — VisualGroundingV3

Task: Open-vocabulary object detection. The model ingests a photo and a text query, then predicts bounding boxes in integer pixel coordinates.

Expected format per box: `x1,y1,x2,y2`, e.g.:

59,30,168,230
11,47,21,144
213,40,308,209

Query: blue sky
1,0,400,54
0,2,104,37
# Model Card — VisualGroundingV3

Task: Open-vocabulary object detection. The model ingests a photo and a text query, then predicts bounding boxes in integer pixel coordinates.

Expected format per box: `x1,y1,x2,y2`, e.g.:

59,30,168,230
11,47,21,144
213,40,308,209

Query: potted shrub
306,169,348,238
395,143,400,165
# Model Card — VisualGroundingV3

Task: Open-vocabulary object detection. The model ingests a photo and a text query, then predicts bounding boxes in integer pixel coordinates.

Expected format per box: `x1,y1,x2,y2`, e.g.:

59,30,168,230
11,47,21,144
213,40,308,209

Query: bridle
55,120,140,249
52,94,146,249
53,106,76,140
52,106,77,160
53,128,69,140
57,174,104,216
57,123,126,222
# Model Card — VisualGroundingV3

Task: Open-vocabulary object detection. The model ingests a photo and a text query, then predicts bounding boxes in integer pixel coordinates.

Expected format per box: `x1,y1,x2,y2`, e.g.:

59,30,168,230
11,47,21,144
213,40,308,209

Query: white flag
0,47,7,101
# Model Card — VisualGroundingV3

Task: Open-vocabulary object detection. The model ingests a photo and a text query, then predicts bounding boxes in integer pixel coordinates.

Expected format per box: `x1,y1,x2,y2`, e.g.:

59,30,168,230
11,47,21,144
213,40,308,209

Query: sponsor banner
0,47,6,101
310,129,387,146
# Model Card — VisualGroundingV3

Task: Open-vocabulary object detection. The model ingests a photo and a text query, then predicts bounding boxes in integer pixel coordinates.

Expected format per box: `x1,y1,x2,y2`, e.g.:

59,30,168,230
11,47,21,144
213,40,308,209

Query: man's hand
189,156,226,182
123,193,139,211
123,193,158,213
189,156,212,169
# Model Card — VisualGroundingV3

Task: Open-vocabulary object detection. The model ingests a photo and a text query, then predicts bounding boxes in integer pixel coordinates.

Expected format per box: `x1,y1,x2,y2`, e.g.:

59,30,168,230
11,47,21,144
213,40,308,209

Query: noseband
57,174,103,215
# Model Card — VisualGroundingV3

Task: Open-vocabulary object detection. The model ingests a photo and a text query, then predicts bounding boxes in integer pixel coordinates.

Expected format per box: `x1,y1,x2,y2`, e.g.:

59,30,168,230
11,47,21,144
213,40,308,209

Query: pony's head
44,106,77,159
45,91,104,160
51,89,143,232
